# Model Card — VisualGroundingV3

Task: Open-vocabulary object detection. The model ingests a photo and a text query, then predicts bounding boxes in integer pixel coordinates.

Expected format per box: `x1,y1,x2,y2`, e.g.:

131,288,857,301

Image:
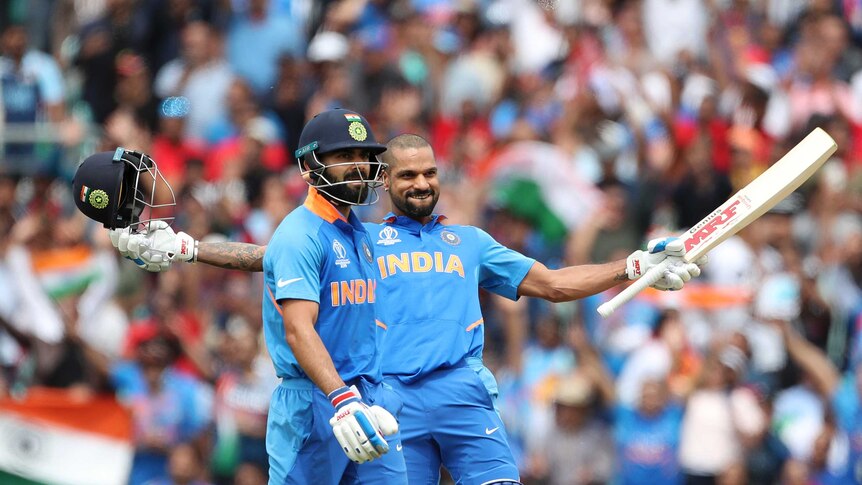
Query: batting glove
328,386,398,464
626,237,707,291
109,221,197,272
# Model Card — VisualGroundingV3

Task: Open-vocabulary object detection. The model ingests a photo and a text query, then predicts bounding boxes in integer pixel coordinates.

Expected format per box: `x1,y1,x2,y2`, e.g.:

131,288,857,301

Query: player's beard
323,178,369,205
392,188,439,219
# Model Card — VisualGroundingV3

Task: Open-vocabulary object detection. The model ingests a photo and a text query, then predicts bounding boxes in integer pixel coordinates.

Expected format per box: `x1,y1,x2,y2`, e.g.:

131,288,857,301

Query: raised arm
109,222,265,272
778,322,841,398
197,241,265,272
518,260,628,302
518,237,705,303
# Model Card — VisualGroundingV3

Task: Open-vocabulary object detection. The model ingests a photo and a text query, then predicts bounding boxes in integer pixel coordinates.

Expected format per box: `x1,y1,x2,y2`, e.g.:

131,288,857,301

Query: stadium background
1,0,862,484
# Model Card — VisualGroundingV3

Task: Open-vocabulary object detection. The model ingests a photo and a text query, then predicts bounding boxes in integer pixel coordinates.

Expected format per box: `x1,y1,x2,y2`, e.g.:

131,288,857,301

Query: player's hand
626,237,707,291
109,221,197,272
109,225,170,272
328,386,398,464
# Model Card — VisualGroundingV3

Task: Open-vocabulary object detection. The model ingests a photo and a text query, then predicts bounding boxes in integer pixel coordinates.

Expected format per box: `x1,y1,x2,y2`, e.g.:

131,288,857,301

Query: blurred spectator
134,0,217,74
616,309,701,407
614,378,684,485
206,115,287,208
512,314,575,458
155,21,235,141
150,96,208,192
114,50,160,131
211,319,276,480
110,332,212,485
122,289,210,380
671,136,734,230
226,0,304,98
679,341,766,483
528,371,614,485
567,177,640,266
642,0,708,67
0,24,66,176
75,0,141,124
271,55,310,156
146,441,214,485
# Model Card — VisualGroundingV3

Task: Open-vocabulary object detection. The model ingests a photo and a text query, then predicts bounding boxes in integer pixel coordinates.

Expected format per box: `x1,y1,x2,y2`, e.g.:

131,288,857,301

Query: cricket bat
597,127,837,318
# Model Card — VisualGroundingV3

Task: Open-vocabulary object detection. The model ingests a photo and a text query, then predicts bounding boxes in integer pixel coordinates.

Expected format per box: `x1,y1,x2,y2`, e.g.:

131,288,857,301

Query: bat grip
597,259,671,317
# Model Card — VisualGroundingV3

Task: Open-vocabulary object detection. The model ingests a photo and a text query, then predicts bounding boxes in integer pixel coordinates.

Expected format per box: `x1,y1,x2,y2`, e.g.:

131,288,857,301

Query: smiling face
384,145,440,221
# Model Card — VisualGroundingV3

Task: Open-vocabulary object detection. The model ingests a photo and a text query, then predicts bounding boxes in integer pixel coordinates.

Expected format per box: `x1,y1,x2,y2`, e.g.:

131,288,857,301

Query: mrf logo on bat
684,195,752,252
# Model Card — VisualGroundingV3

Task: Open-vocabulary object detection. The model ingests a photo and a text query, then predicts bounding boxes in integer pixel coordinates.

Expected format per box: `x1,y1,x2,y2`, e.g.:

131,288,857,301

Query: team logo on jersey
377,226,401,246
332,240,351,268
440,230,461,246
362,241,373,262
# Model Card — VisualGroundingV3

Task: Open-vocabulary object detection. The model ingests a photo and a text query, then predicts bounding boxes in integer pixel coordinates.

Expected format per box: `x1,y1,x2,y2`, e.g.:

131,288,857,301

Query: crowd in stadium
1,0,862,484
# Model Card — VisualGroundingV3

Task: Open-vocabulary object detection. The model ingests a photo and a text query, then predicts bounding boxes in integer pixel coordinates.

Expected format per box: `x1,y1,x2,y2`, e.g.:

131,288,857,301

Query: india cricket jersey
262,187,381,383
366,213,536,382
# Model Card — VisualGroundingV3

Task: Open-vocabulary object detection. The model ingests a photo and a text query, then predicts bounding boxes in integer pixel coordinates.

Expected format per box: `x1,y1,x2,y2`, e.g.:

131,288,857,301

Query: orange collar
303,186,348,223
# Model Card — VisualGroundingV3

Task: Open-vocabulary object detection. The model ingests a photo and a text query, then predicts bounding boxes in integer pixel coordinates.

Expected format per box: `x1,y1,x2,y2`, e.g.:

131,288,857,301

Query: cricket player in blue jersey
360,134,706,485
103,110,409,484
105,135,706,485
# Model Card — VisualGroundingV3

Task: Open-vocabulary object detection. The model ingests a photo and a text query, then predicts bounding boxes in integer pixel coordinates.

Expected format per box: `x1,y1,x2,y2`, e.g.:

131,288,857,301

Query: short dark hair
382,134,432,169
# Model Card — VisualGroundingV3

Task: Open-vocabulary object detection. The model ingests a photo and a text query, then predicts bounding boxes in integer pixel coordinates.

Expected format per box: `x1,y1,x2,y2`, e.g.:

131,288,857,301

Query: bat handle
597,259,671,317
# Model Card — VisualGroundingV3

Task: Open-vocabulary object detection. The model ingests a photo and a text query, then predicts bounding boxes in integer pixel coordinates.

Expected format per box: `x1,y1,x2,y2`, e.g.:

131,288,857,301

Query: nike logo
396,444,402,451
485,427,499,435
277,277,304,288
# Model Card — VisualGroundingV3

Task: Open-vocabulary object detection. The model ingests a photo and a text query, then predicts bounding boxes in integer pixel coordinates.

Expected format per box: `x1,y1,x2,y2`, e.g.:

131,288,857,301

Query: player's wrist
625,251,645,280
328,385,361,410
174,232,198,263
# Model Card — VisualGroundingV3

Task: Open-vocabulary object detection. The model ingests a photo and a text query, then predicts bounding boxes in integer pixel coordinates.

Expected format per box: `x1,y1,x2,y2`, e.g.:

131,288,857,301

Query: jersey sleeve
474,228,536,301
266,228,325,303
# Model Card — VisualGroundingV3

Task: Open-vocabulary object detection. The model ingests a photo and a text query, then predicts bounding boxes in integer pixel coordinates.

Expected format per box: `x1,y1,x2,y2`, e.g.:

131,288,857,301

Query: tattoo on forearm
199,242,265,272
614,271,628,281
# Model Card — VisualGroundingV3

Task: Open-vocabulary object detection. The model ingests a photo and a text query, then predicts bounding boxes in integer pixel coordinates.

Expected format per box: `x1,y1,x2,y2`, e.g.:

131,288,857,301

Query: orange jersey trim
465,318,484,332
375,319,388,330
265,285,284,317
303,187,347,224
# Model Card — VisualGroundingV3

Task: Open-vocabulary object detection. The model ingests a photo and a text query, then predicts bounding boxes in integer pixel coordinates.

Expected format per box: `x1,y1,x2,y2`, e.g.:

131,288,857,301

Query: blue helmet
72,147,176,229
294,109,387,206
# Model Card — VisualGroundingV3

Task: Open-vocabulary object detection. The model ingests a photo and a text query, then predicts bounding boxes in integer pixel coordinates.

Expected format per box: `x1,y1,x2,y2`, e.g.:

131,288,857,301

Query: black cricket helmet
72,148,176,229
294,108,387,205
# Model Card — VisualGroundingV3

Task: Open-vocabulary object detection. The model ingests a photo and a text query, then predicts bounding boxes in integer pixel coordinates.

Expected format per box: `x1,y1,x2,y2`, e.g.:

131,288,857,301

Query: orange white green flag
0,388,133,485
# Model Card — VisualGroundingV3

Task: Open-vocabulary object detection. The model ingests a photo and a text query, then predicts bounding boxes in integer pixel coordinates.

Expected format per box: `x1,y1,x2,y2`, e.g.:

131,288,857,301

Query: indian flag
31,246,101,300
0,388,134,485
78,185,90,203
344,114,361,122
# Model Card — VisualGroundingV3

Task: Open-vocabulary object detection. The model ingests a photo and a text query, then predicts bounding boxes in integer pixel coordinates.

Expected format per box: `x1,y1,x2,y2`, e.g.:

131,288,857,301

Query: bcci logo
332,240,351,268
440,230,461,246
80,185,109,210
377,226,401,246
348,122,368,142
362,241,373,262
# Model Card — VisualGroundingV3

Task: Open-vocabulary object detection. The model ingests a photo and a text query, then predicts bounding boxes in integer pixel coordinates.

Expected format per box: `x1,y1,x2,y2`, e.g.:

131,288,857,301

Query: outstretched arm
110,223,265,273
518,237,705,303
197,242,265,272
518,260,628,302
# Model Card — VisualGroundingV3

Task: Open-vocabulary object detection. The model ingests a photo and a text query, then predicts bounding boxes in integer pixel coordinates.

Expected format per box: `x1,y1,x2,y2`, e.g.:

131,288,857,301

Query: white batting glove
626,237,707,291
108,221,197,272
328,386,398,464
110,226,169,272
